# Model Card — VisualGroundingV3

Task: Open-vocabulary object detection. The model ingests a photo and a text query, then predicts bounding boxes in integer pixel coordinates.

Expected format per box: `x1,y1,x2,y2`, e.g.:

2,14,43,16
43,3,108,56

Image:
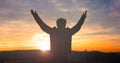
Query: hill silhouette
0,50,120,63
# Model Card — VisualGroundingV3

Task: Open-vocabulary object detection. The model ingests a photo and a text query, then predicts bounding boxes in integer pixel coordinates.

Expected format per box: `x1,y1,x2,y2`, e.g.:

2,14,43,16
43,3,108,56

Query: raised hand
31,9,38,16
30,9,40,21
83,10,87,17
31,9,35,15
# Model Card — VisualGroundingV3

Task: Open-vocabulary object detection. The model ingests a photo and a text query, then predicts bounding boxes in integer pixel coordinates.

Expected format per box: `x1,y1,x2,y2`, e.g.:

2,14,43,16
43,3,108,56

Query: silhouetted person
31,9,87,61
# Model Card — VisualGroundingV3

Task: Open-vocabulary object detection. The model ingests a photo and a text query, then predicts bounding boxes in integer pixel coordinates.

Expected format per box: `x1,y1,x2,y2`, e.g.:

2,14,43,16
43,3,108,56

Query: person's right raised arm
70,10,87,35
31,9,52,33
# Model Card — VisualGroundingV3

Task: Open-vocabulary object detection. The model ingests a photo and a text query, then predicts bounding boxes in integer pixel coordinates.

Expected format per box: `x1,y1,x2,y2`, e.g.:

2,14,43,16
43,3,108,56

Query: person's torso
49,27,72,54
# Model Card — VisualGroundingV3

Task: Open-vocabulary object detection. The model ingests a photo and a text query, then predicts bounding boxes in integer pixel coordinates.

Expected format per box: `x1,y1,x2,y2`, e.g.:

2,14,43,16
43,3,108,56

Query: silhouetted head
56,18,66,28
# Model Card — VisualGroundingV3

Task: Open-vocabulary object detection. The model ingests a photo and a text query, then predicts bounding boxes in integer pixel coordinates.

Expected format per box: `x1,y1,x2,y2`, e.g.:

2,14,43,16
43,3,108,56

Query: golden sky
0,0,120,52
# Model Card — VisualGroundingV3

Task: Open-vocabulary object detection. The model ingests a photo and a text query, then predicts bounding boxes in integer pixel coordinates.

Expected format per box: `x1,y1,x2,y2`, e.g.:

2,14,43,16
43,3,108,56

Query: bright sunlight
32,34,50,51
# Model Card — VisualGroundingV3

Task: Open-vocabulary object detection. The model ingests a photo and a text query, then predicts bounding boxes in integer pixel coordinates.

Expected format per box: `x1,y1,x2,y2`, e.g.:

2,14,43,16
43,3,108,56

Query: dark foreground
0,50,120,63
2,61,106,63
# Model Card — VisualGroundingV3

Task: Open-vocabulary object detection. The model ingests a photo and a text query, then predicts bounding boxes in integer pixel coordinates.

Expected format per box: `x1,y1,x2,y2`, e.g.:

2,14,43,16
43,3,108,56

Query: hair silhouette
31,9,87,61
56,18,66,28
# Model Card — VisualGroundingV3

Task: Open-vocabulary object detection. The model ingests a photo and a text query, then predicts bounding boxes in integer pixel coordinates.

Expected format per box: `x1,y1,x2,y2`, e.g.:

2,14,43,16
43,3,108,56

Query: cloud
71,0,77,3
109,11,120,17
0,0,34,23
0,20,40,42
49,0,69,13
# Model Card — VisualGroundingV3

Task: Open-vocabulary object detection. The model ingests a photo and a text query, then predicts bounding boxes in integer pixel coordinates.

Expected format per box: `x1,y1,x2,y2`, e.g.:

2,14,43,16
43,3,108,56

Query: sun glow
32,34,50,51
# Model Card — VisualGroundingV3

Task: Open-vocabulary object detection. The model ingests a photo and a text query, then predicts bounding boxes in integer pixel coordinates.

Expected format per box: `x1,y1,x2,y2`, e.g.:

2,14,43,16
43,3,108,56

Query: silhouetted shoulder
47,26,57,34
66,27,73,34
52,26,57,30
66,27,70,30
53,26,57,29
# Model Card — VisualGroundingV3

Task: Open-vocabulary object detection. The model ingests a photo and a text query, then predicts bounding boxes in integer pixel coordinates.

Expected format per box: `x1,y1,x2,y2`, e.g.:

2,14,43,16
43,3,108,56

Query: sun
37,42,50,51
32,34,50,51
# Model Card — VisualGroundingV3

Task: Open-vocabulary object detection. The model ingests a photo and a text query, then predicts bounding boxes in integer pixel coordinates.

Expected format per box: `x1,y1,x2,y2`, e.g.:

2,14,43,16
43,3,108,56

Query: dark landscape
0,50,120,63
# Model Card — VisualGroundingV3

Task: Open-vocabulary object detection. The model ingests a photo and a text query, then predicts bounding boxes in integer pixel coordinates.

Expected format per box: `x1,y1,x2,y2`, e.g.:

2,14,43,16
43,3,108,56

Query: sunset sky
0,0,120,52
